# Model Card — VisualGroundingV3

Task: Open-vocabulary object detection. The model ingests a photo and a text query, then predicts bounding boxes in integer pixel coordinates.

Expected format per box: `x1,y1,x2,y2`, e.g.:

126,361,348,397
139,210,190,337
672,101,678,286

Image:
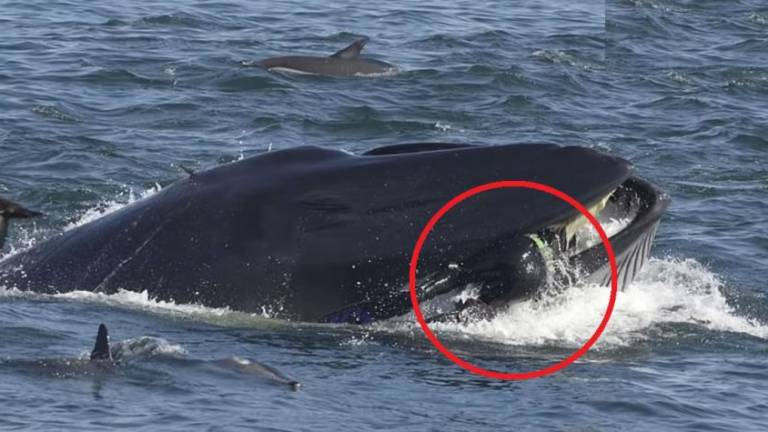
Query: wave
532,49,596,71
748,11,768,26
77,68,173,87
424,257,768,348
31,105,81,123
0,185,161,262
64,184,161,230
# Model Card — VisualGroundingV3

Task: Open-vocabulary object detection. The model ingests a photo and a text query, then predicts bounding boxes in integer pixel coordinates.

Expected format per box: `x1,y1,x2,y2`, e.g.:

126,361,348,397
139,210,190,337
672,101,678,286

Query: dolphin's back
251,38,395,76
259,56,394,76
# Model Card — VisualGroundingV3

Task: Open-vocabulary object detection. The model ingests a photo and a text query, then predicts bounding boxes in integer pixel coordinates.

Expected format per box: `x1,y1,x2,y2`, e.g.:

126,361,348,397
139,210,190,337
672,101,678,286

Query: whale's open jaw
418,176,670,324
566,176,670,291
543,176,669,292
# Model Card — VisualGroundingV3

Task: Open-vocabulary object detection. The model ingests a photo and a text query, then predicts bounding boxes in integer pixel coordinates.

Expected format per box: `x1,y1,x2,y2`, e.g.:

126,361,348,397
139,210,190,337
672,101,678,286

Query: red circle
409,180,618,380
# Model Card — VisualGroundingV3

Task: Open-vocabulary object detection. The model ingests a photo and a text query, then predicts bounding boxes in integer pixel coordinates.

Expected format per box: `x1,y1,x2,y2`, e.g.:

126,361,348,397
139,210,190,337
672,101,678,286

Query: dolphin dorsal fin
331,38,368,59
90,324,112,361
0,197,43,219
0,197,43,250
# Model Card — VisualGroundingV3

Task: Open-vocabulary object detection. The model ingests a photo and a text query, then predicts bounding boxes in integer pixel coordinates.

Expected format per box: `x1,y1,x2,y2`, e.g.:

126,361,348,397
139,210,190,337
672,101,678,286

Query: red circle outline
408,180,618,380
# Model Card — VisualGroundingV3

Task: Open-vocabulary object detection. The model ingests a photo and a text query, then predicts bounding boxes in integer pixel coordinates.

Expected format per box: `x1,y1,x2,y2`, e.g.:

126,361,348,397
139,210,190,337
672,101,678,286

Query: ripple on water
216,74,291,92
723,67,768,93
748,11,768,26
31,105,81,123
532,49,596,70
76,68,174,88
127,12,234,31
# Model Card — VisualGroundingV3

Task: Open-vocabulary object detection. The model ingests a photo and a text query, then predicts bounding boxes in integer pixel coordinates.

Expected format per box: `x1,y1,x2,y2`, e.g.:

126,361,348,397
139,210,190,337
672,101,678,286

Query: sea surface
1,0,767,430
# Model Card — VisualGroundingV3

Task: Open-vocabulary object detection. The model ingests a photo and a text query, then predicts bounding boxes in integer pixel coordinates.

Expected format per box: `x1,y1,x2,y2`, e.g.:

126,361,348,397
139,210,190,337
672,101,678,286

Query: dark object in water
0,143,669,324
0,197,42,251
242,37,397,76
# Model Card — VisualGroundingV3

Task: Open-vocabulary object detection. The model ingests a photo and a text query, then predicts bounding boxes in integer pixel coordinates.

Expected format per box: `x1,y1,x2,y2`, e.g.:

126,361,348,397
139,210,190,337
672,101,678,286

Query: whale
242,38,397,76
0,143,669,324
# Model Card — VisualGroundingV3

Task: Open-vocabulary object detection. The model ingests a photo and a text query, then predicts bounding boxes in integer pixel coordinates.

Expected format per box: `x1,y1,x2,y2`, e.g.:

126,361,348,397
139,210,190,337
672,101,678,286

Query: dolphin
90,323,113,361
0,143,669,324
214,357,301,391
242,37,397,76
0,323,118,384
92,324,300,390
2,323,301,390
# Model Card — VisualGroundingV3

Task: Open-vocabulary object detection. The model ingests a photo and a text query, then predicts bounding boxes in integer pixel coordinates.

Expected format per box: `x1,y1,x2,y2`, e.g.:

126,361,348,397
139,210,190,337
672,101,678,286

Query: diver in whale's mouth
405,187,626,324
416,176,666,326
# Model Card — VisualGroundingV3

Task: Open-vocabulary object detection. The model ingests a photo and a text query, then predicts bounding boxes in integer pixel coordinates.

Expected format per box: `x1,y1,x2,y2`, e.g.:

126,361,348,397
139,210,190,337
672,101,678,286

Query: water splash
748,11,768,26
532,49,593,70
31,105,80,123
0,185,163,263
64,184,162,231
429,257,768,347
109,335,187,359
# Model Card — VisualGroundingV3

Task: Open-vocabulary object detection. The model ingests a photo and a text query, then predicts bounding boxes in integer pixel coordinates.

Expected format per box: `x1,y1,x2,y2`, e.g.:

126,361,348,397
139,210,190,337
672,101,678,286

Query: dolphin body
0,143,667,323
89,324,300,390
243,38,397,76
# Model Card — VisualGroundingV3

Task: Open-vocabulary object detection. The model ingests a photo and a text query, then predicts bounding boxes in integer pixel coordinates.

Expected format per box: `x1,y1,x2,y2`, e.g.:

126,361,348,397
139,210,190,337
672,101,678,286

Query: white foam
2,256,765,346
532,49,593,70
64,184,162,231
0,285,288,330
0,185,162,263
426,257,768,347
55,289,232,316
434,121,452,132
0,225,40,261
750,11,768,25
111,335,187,357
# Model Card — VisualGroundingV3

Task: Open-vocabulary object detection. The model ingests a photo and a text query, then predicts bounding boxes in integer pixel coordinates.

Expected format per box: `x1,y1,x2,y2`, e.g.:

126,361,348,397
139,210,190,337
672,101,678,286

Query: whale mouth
565,176,670,291
321,175,669,326
418,176,670,324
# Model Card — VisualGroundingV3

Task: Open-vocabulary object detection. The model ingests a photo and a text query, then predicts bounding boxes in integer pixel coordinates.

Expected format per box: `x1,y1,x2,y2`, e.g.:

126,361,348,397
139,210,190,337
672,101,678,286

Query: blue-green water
1,0,767,430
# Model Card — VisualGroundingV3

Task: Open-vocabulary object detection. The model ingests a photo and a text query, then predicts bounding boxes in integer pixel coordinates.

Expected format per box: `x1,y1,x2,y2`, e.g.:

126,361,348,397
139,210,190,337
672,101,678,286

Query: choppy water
1,0,767,430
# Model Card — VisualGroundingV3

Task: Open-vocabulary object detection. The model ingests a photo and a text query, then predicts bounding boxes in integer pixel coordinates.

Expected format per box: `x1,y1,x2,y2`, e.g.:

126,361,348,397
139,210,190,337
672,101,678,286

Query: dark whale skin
0,143,632,321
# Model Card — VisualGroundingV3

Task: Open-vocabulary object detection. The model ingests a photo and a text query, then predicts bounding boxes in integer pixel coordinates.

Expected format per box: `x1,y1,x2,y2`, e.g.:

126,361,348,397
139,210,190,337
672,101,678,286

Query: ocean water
1,0,767,430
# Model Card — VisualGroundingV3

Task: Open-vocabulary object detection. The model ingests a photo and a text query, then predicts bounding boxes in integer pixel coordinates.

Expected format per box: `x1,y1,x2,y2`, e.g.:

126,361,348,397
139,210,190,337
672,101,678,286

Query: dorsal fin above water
0,197,43,250
90,323,112,361
331,38,368,59
362,143,475,156
0,197,43,219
